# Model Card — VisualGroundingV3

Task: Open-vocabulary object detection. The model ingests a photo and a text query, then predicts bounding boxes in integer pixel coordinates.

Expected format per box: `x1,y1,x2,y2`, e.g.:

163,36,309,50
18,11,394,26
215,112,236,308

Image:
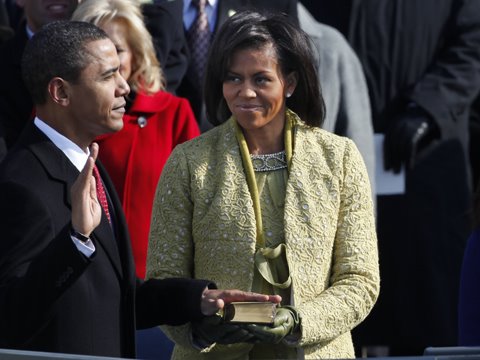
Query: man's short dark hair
21,20,109,105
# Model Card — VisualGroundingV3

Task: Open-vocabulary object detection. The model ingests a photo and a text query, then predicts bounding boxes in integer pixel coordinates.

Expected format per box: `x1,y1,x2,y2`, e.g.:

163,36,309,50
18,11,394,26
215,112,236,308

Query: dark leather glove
192,313,256,346
242,306,301,344
384,104,437,173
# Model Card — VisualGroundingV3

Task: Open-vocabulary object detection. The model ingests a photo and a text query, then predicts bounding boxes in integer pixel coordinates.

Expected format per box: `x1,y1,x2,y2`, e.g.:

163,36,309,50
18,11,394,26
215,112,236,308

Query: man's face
16,0,80,32
66,38,130,144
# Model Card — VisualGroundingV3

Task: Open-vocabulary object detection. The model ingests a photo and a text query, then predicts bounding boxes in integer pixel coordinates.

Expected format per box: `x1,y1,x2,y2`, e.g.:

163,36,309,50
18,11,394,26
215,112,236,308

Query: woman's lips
236,104,262,111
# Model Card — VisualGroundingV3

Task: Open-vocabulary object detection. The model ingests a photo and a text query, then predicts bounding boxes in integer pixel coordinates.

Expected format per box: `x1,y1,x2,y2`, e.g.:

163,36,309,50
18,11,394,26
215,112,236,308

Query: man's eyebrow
101,66,119,77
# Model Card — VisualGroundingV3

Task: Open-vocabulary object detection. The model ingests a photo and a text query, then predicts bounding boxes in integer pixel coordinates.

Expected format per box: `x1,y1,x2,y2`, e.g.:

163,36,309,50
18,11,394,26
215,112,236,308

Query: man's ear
48,77,70,106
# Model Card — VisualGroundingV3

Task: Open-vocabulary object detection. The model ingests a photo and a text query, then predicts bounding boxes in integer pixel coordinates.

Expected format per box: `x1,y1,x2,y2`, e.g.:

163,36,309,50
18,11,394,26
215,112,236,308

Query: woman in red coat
73,0,200,278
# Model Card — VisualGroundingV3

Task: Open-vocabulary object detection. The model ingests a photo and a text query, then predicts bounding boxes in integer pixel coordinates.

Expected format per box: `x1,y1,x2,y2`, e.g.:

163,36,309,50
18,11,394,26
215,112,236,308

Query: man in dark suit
0,0,13,45
143,0,189,94
178,0,298,132
0,0,80,161
0,20,278,358
311,0,480,355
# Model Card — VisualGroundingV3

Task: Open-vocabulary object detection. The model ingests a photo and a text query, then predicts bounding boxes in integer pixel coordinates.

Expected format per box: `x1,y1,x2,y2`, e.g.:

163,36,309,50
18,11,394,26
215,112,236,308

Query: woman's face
222,44,296,134
223,45,296,133
100,18,133,82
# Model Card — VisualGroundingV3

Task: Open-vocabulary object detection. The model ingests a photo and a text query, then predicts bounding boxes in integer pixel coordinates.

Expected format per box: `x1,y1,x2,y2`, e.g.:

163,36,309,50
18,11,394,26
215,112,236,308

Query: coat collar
19,122,77,207
216,110,338,248
127,90,174,115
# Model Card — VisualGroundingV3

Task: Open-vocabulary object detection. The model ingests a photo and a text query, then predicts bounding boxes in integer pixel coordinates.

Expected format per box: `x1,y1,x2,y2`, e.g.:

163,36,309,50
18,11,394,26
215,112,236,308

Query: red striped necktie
92,165,111,224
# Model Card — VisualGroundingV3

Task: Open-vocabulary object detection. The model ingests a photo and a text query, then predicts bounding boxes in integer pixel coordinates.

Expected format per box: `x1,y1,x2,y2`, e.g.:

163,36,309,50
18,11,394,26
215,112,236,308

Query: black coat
0,24,31,162
0,122,212,358
143,0,189,94
313,0,480,354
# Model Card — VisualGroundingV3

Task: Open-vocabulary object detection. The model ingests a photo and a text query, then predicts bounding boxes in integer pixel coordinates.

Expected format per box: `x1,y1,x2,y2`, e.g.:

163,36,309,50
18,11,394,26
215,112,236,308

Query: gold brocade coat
146,114,380,359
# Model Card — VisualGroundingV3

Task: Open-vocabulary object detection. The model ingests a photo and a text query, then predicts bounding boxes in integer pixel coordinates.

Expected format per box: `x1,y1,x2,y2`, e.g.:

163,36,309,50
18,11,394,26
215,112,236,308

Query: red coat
97,91,200,278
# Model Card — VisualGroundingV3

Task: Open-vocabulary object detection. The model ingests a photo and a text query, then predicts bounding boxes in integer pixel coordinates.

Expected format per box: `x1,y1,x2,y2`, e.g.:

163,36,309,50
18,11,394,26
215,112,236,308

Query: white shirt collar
184,0,217,12
34,117,89,172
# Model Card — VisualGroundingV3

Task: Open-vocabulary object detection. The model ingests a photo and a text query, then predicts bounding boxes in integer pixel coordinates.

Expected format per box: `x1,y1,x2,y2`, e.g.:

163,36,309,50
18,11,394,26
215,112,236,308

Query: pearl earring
286,92,292,98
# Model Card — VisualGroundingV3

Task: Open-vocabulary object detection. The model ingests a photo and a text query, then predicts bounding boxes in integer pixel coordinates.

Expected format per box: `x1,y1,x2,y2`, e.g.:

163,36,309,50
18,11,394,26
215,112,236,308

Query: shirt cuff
71,235,95,258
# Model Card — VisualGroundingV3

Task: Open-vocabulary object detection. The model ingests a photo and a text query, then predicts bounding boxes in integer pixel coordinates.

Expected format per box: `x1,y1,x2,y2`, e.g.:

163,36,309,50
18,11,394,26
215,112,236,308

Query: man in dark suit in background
309,0,480,355
0,20,279,358
178,0,298,132
0,0,13,45
0,0,80,161
143,0,189,94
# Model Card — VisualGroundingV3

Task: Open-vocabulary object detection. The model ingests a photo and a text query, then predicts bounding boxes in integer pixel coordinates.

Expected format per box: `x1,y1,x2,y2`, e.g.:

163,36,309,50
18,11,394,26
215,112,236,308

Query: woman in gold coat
146,11,379,360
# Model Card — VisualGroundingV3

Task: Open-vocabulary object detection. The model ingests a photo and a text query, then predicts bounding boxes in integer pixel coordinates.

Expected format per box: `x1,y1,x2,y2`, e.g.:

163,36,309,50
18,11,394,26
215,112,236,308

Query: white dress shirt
34,117,96,257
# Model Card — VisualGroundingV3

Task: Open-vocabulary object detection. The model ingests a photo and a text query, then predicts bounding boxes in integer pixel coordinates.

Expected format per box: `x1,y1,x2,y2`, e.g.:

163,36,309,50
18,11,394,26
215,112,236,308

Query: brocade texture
146,113,379,359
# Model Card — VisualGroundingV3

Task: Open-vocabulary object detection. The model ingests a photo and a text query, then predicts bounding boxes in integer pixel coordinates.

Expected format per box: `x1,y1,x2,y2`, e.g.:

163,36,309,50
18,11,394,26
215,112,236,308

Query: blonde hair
72,0,165,94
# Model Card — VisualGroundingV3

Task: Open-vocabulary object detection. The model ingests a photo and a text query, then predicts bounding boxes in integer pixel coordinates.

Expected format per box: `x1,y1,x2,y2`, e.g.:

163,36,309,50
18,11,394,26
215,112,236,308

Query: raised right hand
70,142,102,236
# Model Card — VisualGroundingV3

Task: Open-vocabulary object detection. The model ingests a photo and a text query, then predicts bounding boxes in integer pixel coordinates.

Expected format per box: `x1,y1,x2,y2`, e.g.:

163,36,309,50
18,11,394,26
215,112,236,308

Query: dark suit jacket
177,0,298,132
0,23,31,162
143,0,189,94
313,0,480,353
0,122,211,358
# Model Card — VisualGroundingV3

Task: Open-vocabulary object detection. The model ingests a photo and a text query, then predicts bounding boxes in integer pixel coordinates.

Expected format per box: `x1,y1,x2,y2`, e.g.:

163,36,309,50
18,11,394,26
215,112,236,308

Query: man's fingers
220,290,272,303
79,142,99,188
266,295,282,304
89,142,99,162
201,289,282,315
215,298,225,311
239,292,281,304
201,298,224,316
80,156,95,184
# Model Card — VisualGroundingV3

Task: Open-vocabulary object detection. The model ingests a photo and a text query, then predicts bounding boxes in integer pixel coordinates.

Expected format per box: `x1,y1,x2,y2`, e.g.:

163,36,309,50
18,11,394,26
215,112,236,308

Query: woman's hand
243,306,301,344
194,288,282,347
192,314,255,346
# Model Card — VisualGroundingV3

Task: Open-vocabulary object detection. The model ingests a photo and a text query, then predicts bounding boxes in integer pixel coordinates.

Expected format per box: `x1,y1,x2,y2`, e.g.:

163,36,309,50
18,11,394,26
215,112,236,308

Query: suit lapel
23,123,125,280
91,215,124,280
25,123,77,208
95,161,133,282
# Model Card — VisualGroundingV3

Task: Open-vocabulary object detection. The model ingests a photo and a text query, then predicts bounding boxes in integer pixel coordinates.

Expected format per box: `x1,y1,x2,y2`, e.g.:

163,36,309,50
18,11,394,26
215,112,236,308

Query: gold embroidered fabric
146,111,380,359
250,169,295,360
234,117,292,301
250,169,290,294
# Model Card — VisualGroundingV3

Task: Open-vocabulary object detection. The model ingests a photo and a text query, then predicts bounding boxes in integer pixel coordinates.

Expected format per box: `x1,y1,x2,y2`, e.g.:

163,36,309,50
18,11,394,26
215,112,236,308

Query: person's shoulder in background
142,0,188,94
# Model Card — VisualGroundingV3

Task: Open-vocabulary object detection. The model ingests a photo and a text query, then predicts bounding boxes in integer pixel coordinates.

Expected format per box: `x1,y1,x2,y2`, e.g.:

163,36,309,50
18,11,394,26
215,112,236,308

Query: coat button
137,116,148,128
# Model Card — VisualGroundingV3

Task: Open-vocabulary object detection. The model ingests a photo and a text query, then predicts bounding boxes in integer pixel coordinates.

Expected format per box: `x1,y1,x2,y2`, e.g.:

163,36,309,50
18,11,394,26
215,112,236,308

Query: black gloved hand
242,306,301,344
384,104,437,173
192,313,255,346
